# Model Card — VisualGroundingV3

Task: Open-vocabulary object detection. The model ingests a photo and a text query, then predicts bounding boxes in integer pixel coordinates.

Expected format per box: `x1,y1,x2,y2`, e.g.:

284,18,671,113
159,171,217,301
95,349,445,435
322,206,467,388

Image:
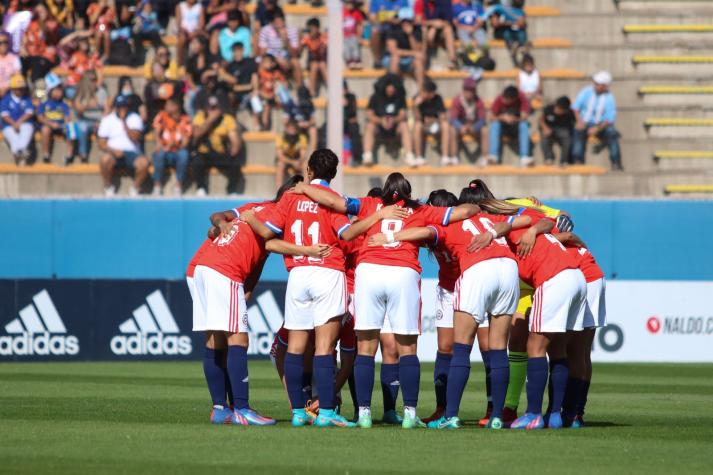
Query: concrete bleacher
3,0,713,198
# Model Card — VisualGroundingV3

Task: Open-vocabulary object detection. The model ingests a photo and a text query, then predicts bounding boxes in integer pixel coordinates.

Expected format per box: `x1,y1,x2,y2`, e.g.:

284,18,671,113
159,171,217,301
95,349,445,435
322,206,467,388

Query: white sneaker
520,156,535,167
486,154,498,165
152,185,161,196
362,152,374,166
129,186,139,197
405,153,418,167
440,156,450,166
449,156,459,166
104,185,116,197
195,187,207,197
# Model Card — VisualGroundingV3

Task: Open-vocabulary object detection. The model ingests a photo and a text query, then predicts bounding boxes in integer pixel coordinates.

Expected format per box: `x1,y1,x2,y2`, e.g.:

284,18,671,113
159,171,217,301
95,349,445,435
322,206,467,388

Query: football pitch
1,362,712,474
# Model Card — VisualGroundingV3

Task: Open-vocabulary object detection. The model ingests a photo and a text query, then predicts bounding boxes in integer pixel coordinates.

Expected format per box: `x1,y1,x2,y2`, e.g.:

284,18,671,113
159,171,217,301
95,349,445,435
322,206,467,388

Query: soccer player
242,150,406,428
293,172,480,429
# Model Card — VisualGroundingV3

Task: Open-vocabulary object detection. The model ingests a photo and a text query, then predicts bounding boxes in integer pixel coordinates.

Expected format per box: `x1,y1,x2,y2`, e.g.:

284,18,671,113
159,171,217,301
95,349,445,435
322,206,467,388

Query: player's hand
239,209,255,222
207,225,220,239
516,228,537,258
368,233,388,247
218,220,234,237
467,233,492,253
378,205,409,220
290,182,306,194
304,244,332,258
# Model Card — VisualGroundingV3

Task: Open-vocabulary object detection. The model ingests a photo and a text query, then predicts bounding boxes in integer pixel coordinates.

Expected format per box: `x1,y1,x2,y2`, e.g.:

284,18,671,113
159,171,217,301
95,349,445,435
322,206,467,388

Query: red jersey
567,246,604,283
430,237,460,292
507,208,578,288
349,196,453,273
193,202,271,282
186,238,211,278
257,184,350,272
433,213,515,280
341,236,363,294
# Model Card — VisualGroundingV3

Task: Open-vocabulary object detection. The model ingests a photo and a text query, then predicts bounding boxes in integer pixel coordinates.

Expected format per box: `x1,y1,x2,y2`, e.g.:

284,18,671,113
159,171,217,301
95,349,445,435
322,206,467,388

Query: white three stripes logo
118,290,179,334
5,290,67,334
246,291,283,334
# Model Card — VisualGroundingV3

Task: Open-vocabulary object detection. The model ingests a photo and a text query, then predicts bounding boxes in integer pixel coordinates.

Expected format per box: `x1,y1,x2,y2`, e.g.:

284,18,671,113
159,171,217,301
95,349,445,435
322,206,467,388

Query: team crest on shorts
436,310,443,320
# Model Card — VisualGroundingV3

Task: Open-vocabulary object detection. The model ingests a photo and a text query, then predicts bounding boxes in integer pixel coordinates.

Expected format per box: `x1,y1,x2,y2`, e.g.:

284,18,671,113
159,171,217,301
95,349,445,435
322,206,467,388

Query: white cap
592,70,612,86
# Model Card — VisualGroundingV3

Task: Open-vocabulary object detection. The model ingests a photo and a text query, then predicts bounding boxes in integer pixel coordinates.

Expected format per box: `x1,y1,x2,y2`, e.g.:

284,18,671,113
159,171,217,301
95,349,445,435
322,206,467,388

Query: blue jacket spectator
452,0,487,48
37,73,72,164
1,73,34,165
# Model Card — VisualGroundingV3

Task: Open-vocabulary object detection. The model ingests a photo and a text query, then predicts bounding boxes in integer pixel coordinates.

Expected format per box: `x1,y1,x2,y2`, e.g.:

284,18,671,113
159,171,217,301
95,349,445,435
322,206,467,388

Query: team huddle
186,148,606,430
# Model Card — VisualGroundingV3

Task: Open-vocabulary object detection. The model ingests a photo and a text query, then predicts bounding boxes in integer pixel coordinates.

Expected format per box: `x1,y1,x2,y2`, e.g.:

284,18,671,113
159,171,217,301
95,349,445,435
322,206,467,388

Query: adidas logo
110,290,192,356
246,290,283,356
0,290,79,356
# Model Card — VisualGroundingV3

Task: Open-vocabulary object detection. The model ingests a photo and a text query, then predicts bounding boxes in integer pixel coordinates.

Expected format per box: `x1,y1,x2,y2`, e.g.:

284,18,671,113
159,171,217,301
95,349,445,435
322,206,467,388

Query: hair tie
392,191,399,200
469,182,478,189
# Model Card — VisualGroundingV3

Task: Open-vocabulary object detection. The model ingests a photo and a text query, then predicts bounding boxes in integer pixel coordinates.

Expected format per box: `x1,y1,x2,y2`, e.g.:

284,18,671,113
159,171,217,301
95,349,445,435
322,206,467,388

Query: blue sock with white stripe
355,355,376,408
227,345,249,410
203,347,227,408
399,354,420,409
526,357,548,415
445,343,472,419
489,349,509,419
434,352,452,408
284,352,305,410
313,355,336,411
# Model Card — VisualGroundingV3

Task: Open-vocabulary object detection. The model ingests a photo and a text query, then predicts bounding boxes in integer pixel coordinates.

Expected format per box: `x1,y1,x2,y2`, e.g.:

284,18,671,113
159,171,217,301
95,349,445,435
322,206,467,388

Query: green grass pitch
1,361,712,474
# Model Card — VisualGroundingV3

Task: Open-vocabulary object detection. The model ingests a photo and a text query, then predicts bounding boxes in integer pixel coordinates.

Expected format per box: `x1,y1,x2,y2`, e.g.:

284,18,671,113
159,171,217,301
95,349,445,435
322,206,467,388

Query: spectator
254,0,280,29
21,4,60,82
488,84,532,166
343,0,366,69
3,1,34,57
116,76,147,121
191,95,242,196
414,79,452,166
175,0,205,67
362,73,415,166
318,80,363,165
517,53,542,109
301,17,328,97
420,0,457,70
275,119,307,189
86,0,116,61
487,0,528,65
284,85,318,155
449,77,488,165
383,8,425,90
0,74,34,165
452,0,487,49
368,0,409,67
185,37,222,115
255,54,288,130
219,43,258,124
98,95,149,197
258,8,302,85
144,62,183,124
143,44,179,80
152,98,192,196
69,69,108,163
215,9,251,62
38,73,72,164
572,70,622,170
0,33,22,98
192,69,231,114
540,95,575,166
60,31,103,99
46,0,75,32
132,0,163,50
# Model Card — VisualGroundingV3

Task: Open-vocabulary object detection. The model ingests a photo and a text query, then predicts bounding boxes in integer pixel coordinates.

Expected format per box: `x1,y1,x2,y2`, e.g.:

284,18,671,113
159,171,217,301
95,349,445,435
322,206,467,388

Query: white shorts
381,314,394,334
284,266,347,330
435,285,455,329
354,262,421,335
454,258,520,325
583,278,607,328
530,268,587,333
190,265,247,333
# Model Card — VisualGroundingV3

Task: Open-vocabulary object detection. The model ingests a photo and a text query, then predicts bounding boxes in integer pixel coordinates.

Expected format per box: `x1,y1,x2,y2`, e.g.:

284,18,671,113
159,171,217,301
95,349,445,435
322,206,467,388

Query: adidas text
110,333,192,355
0,333,79,356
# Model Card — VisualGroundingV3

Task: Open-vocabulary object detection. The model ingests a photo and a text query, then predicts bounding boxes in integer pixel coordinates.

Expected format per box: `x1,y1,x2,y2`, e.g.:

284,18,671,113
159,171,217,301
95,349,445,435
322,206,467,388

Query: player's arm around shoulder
292,182,349,213
368,226,436,247
340,204,409,241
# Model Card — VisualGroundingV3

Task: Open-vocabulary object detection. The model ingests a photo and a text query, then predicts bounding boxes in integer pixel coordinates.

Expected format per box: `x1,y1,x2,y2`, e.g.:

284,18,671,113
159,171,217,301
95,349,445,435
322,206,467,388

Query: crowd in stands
0,0,623,196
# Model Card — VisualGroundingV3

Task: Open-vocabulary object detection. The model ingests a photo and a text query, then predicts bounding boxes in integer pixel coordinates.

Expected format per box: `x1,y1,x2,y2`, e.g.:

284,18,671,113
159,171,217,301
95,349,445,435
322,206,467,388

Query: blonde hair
478,198,523,215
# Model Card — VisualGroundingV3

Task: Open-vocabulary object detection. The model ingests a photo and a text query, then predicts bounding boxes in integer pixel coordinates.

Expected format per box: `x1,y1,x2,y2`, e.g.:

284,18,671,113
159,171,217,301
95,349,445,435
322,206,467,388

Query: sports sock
562,376,582,417
549,358,569,414
313,355,336,411
525,357,548,415
434,352,452,408
203,347,227,407
302,370,313,401
481,350,492,403
578,379,591,417
489,349,509,420
226,345,249,410
505,351,528,409
380,362,399,412
347,369,358,416
355,355,376,409
399,354,420,409
225,371,234,408
284,352,305,410
445,342,472,419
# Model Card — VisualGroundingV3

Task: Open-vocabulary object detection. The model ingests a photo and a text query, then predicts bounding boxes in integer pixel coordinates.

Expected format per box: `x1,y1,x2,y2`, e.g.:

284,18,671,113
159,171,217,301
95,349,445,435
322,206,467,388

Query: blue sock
301,371,313,401
284,352,305,410
481,350,492,406
578,379,591,417
434,352,451,408
445,342,472,419
227,345,249,410
399,355,420,408
313,355,336,410
225,370,234,407
203,348,227,407
525,357,548,415
489,349,509,419
355,355,375,408
562,376,581,417
348,368,358,415
549,358,569,414
380,362,399,412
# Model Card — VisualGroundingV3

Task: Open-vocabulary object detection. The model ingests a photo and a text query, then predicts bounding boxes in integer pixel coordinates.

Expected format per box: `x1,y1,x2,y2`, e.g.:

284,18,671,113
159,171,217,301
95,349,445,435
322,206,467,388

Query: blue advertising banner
0,280,288,361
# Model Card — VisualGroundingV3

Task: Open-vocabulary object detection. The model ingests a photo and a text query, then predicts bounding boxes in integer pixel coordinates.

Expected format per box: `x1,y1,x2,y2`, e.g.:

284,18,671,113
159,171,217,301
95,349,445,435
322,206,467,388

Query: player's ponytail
477,198,522,215
382,172,420,209
466,178,496,201
274,174,304,202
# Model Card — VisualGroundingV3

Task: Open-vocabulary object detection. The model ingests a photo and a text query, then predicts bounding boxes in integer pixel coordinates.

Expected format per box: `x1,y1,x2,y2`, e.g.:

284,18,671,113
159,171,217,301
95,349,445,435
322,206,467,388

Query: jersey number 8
381,219,404,248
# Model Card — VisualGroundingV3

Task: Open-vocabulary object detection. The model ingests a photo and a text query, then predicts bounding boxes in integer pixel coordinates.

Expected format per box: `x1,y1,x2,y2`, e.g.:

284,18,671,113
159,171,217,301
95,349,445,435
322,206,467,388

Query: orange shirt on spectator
301,32,327,60
87,3,116,31
66,50,103,87
258,68,285,100
153,110,192,152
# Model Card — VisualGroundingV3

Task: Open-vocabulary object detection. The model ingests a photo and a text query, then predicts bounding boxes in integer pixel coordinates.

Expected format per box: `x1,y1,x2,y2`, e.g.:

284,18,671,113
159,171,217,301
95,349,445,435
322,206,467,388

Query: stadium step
639,85,713,95
644,118,713,128
623,24,713,34
663,184,713,194
654,150,713,160
633,55,713,64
